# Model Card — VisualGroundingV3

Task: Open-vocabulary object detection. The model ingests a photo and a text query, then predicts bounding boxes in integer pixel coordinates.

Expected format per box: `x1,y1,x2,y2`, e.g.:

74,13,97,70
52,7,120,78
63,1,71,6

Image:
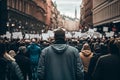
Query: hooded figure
27,38,41,80
80,43,93,73
38,28,84,80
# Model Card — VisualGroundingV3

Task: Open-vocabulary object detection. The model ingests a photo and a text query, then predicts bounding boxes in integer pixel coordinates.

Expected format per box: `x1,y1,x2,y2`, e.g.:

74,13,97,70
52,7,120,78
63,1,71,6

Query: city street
0,0,120,80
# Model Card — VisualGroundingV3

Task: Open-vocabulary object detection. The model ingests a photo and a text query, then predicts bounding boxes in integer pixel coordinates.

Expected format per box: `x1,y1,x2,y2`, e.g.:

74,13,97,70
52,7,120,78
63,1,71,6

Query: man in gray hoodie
38,28,84,80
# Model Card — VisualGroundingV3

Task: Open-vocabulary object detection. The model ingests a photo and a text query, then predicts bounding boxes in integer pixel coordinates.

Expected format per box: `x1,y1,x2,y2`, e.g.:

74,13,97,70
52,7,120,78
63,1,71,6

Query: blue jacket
27,43,41,66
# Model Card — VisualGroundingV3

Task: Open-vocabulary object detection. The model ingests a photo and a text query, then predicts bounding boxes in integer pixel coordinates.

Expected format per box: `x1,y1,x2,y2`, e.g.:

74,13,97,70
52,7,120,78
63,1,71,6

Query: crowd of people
0,28,120,80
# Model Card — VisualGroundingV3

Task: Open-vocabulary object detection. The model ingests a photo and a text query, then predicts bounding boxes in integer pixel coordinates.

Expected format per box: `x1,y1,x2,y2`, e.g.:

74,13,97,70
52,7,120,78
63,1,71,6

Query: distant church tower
75,8,77,19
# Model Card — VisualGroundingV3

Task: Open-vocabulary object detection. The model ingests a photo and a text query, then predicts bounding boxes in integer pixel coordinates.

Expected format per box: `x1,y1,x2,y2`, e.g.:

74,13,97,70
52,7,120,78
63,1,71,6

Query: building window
16,0,18,9
19,0,22,11
27,3,30,14
22,1,24,12
118,1,120,15
11,0,14,8
14,0,16,8
24,2,27,13
7,0,10,6
26,3,28,14
108,0,113,3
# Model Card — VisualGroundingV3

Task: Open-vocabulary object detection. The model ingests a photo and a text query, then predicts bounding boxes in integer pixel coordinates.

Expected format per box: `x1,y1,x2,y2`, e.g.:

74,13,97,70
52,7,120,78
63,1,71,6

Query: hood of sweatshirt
81,50,93,57
51,44,68,54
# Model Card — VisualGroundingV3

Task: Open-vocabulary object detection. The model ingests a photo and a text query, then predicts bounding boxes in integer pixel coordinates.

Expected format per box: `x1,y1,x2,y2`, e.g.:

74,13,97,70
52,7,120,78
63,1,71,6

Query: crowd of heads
0,28,120,80
0,28,120,61
0,35,120,56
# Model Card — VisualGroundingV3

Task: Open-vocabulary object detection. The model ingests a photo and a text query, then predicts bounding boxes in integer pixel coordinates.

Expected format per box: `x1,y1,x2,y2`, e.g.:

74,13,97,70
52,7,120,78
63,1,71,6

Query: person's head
81,43,91,51
8,50,16,58
100,44,108,55
18,46,27,54
31,38,37,43
109,38,120,55
54,28,66,41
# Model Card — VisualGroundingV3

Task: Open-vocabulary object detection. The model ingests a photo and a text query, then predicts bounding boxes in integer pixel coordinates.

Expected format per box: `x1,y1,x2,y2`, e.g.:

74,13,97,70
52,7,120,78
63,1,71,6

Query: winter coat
27,43,41,66
15,53,32,80
0,53,24,80
38,44,84,80
0,57,8,80
80,50,93,72
93,54,120,80
87,54,101,80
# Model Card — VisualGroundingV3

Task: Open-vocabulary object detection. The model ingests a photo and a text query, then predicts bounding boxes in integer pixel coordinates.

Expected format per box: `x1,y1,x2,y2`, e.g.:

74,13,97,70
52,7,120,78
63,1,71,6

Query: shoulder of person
41,46,52,54
67,45,80,56
99,54,111,59
97,54,111,63
67,45,78,51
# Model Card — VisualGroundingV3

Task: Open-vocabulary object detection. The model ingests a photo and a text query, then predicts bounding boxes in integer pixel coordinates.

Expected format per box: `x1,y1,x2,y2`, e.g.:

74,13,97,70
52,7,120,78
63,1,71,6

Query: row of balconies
6,0,60,32
7,0,48,24
80,0,120,28
93,0,120,24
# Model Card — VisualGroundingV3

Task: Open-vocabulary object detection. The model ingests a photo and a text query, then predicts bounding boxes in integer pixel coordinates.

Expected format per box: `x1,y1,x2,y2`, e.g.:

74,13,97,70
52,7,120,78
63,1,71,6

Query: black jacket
93,54,120,80
0,57,24,80
15,53,32,80
0,57,7,80
87,54,101,80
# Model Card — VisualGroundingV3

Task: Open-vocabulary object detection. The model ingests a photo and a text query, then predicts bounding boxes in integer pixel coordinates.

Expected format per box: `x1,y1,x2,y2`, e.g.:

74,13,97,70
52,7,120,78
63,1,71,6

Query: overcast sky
52,0,82,19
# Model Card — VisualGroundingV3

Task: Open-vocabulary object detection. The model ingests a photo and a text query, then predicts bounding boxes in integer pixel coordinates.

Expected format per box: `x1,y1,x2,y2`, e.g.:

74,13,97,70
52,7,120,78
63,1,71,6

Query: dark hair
114,38,120,55
18,46,26,54
109,38,120,55
54,28,65,40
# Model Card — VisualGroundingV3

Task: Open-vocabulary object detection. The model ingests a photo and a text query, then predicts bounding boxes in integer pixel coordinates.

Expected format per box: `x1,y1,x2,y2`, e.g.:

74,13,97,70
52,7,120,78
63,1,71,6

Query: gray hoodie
38,44,84,80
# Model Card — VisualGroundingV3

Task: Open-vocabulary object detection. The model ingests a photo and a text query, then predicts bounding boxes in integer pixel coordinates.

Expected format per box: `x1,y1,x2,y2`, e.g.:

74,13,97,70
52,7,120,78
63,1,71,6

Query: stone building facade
7,0,50,35
49,1,59,30
93,0,120,33
80,0,93,32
